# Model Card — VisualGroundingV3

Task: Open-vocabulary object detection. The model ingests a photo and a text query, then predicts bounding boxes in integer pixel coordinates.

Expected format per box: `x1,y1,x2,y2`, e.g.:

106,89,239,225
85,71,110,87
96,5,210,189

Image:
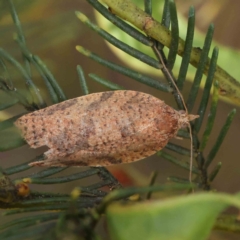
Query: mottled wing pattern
15,91,181,167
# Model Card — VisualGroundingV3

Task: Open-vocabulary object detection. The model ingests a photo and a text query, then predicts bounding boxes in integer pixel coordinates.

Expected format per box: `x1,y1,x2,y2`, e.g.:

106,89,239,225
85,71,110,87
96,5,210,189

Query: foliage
0,0,239,239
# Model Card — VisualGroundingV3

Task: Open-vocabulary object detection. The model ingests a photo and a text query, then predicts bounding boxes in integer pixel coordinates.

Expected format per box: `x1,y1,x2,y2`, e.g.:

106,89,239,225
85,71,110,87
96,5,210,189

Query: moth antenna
152,45,188,114
187,122,193,183
153,45,194,183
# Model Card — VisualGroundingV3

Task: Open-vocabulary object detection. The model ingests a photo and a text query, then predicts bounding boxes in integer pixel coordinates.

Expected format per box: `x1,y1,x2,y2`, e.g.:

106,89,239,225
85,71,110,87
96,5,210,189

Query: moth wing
15,91,152,148
30,122,169,167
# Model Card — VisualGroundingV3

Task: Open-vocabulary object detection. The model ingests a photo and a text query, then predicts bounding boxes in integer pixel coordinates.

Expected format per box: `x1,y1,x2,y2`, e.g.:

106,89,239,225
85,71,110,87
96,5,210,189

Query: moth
15,90,198,167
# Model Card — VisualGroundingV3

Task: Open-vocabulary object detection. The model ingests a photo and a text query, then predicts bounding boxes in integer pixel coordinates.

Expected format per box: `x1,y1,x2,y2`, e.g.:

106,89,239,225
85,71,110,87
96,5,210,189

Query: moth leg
174,136,183,140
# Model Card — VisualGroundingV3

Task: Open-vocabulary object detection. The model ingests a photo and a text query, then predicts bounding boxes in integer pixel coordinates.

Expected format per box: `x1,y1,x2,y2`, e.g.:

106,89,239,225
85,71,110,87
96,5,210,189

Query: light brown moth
15,90,198,167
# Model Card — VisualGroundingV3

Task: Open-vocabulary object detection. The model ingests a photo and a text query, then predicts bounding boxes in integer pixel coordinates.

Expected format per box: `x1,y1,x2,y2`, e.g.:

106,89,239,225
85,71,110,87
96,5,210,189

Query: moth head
178,110,199,129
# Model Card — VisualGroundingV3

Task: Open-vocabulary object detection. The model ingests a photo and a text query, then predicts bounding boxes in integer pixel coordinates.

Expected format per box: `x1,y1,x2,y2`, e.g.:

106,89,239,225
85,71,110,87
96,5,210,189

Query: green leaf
95,0,240,106
0,127,25,151
106,192,240,240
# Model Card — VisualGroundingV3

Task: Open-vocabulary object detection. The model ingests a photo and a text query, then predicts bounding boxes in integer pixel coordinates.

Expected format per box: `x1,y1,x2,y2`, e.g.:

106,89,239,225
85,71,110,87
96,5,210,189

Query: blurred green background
1,1,240,239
